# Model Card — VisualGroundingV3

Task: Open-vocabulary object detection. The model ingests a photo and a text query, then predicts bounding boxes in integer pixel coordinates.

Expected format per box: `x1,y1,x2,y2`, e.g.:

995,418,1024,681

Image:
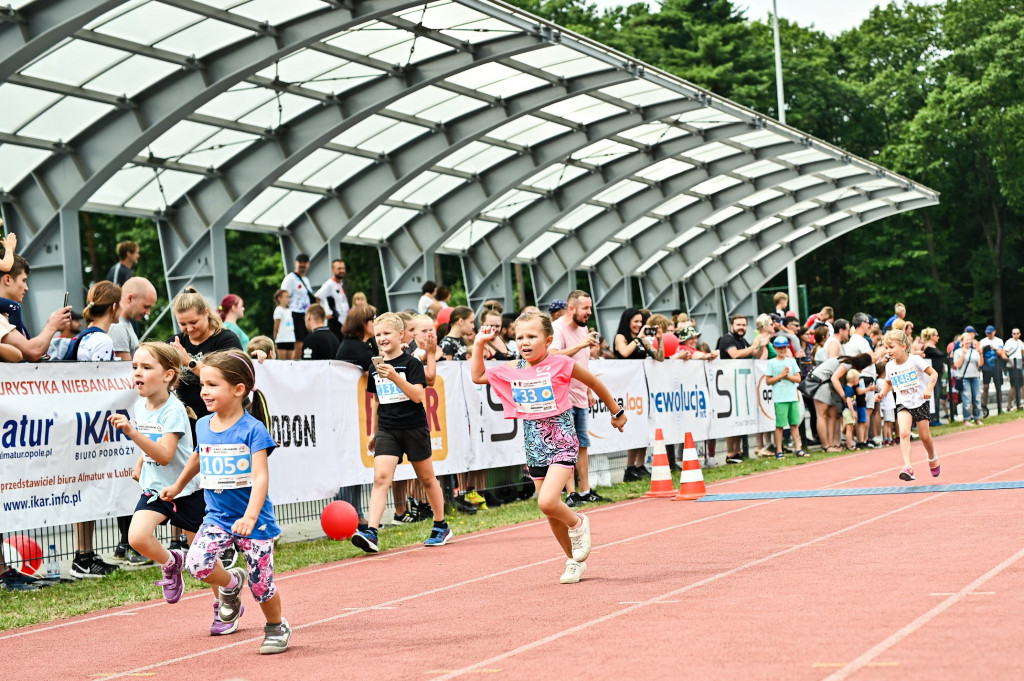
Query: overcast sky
587,0,944,35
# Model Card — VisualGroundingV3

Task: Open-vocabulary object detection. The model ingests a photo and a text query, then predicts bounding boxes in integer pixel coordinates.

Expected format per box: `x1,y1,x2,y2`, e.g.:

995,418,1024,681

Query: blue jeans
961,376,981,421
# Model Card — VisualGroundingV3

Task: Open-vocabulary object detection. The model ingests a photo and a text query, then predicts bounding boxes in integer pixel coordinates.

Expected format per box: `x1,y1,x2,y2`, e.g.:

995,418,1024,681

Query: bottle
46,544,60,579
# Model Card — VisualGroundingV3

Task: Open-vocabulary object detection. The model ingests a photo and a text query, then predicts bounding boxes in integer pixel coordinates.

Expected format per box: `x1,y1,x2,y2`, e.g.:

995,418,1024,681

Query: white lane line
822,546,1024,681
0,499,644,642
425,459,1024,681
94,499,779,680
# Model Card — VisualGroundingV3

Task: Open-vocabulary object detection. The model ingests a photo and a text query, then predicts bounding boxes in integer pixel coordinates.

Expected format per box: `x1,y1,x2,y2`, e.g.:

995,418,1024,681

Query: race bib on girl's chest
511,376,557,414
136,421,163,464
374,372,410,404
199,443,253,489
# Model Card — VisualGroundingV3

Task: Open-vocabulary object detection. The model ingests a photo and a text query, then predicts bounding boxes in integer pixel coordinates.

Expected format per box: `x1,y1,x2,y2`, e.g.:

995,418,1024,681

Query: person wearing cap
765,336,807,459
547,299,567,321
979,324,1008,415
280,253,314,360
671,326,718,360
953,329,984,425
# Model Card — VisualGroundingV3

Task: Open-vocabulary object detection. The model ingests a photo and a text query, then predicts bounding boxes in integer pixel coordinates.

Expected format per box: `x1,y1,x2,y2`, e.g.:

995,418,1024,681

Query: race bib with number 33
511,377,557,414
199,443,253,489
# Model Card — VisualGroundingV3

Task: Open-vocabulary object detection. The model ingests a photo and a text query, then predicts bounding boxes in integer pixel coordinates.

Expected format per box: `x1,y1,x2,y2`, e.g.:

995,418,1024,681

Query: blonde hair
412,314,434,328
352,291,367,306
246,335,276,359
84,280,121,323
891,318,906,331
755,313,772,333
773,291,788,306
846,368,861,383
895,302,906,313
647,314,670,331
202,351,271,429
516,311,553,338
173,287,223,333
373,312,405,333
883,329,911,350
135,342,184,391
920,327,938,342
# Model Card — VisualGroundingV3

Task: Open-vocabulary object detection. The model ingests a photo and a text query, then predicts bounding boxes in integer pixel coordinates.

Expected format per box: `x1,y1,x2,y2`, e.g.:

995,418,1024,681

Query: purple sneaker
153,549,184,604
210,600,243,636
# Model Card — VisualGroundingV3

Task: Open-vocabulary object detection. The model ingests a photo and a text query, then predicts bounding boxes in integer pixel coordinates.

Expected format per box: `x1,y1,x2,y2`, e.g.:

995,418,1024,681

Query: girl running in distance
160,351,291,654
471,312,627,584
876,329,940,481
107,343,220,619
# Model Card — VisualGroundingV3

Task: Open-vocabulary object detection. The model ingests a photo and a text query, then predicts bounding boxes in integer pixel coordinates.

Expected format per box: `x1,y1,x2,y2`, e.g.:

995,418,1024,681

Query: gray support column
462,255,513,312
591,272,632,344
381,248,436,313
12,205,84,333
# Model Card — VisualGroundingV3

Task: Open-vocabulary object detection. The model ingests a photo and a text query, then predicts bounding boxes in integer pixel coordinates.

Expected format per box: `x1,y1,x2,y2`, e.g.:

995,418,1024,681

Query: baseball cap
677,326,701,342
295,253,310,262
548,299,567,313
785,310,798,319
985,325,996,334
964,325,976,334
772,337,790,348
769,312,783,324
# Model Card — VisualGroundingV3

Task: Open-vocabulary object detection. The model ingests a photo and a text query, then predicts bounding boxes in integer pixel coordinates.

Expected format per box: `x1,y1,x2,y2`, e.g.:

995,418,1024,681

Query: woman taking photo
613,308,662,480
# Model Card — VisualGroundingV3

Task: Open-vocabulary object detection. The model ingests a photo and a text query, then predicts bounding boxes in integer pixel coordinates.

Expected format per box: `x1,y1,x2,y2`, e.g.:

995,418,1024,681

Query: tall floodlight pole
773,0,800,318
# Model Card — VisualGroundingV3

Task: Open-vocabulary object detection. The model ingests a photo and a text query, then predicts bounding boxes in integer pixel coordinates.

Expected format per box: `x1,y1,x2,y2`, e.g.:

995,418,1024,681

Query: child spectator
439,306,474,361
247,335,277,360
349,313,451,553
272,289,296,360
352,291,368,307
877,362,897,446
765,337,806,458
842,369,862,450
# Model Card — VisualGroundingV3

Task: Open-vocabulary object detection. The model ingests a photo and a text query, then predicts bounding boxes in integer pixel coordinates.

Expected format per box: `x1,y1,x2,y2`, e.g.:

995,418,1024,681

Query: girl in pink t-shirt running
471,312,627,584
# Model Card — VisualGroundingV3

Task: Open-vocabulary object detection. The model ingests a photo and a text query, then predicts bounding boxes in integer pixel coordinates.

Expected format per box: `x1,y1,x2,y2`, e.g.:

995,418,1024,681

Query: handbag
798,371,824,399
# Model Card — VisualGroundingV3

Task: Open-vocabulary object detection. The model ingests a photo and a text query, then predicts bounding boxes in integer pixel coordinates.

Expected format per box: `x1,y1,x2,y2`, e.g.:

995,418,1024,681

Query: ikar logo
356,375,448,467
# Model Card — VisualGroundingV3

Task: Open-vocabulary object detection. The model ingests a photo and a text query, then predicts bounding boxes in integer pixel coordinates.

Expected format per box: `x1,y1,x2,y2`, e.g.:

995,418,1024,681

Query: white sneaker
567,513,591,562
559,558,587,584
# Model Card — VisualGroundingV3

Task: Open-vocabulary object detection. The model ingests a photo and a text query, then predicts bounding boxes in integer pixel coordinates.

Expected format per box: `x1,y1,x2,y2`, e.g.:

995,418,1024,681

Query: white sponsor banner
462,362,527,470
586,360,652,453
257,360,355,503
704,359,778,437
753,360,780,433
0,363,139,532
645,359,713,442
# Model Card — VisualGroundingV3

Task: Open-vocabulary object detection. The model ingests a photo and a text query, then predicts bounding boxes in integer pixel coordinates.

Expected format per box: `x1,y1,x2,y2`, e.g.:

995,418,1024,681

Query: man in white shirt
110,277,158,360
844,312,885,447
315,259,350,342
979,325,1008,414
1004,328,1023,411
550,290,603,506
280,253,314,359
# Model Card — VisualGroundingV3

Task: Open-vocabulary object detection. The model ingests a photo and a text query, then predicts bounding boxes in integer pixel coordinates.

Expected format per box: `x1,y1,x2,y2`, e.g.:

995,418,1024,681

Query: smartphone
63,292,69,308
644,327,657,337
371,356,385,368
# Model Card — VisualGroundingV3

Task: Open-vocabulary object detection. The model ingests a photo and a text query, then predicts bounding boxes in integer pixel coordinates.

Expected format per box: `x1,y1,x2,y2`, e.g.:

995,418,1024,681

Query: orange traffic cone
644,428,676,498
672,432,706,501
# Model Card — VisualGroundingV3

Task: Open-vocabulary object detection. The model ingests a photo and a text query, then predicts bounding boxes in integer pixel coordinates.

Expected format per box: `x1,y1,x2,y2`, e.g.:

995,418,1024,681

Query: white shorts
881,406,895,423
865,392,877,409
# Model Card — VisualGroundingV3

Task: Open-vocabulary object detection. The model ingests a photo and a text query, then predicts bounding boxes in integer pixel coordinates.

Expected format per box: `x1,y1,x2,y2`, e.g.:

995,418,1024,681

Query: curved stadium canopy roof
0,0,938,334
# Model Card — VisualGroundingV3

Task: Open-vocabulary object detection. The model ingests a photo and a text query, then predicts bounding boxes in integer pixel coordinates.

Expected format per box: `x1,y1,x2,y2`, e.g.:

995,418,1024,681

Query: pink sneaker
929,460,941,477
899,467,915,482
153,549,184,604
210,600,243,636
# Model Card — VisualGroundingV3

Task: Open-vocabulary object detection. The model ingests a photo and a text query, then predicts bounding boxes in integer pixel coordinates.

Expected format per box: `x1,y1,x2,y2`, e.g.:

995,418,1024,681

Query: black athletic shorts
895,402,931,424
375,427,432,462
133,489,206,533
292,311,309,342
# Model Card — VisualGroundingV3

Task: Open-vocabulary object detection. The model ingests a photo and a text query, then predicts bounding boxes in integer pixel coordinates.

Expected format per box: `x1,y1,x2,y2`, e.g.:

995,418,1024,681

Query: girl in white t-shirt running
877,329,940,482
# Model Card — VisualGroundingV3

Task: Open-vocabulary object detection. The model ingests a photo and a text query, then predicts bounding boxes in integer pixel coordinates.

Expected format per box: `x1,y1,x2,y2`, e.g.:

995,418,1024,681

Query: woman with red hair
218,294,250,350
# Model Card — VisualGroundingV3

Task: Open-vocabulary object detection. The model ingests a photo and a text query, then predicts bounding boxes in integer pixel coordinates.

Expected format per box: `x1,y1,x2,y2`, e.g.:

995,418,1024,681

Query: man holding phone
550,290,605,506
0,254,71,360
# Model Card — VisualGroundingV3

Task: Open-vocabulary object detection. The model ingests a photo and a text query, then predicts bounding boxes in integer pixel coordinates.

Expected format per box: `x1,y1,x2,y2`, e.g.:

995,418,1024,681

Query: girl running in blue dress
160,350,290,654
471,312,626,584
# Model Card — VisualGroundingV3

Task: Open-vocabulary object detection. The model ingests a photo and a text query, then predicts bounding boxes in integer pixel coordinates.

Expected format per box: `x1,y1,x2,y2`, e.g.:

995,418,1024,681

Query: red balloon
3,534,43,575
661,332,679,357
321,500,360,541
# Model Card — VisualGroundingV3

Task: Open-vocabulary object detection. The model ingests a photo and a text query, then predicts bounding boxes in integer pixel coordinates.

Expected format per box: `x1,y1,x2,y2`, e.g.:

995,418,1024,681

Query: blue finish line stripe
696,480,1024,501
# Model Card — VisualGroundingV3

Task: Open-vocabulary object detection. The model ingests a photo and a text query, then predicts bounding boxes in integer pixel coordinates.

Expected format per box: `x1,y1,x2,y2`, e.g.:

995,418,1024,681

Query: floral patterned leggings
185,523,277,603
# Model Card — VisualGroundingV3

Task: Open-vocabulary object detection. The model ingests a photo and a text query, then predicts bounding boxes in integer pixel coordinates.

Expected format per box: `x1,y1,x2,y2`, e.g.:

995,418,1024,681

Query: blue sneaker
351,528,379,554
424,525,453,547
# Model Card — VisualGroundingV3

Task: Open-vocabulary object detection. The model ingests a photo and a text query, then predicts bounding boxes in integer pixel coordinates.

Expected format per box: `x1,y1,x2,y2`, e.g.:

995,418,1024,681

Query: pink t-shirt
485,353,575,420
551,316,590,408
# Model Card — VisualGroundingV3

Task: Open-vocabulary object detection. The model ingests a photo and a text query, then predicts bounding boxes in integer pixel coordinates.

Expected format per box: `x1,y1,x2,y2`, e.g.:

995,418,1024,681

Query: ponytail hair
202,350,271,431
83,280,121,323
173,287,223,334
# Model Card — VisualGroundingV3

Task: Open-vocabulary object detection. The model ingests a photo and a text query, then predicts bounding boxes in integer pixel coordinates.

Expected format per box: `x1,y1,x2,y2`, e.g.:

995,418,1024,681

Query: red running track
5,421,1024,680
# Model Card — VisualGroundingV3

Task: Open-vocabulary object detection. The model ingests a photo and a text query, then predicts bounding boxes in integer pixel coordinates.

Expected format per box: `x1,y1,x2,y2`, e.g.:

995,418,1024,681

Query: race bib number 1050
199,444,253,489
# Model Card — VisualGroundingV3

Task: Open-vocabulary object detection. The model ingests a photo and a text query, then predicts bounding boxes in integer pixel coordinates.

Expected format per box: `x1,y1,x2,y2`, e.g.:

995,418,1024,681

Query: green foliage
223,231,285,340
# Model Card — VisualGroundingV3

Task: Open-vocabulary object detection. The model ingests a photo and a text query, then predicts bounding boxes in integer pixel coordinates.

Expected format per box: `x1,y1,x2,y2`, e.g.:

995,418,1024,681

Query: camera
644,327,657,337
